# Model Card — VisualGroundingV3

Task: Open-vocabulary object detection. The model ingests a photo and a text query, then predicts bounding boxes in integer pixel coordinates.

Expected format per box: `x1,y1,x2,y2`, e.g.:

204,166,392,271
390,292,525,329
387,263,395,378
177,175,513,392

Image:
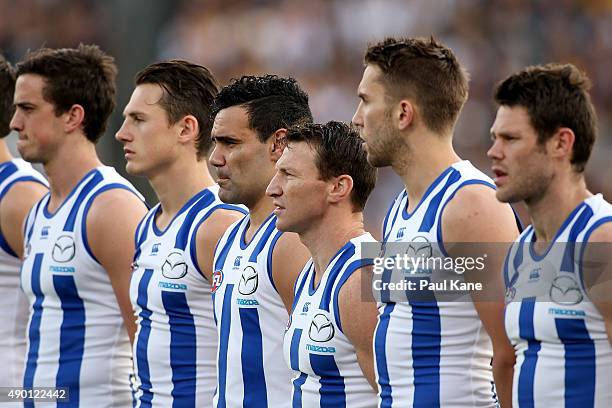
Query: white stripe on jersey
20,166,144,408
375,161,500,407
284,233,377,408
504,194,612,407
131,186,245,407
0,160,47,402
212,213,292,408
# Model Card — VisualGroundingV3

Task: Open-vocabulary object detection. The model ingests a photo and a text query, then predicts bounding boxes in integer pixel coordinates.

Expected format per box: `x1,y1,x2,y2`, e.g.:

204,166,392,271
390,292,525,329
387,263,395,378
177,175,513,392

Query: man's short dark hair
494,63,597,173
135,60,219,158
285,121,376,211
212,75,313,142
0,54,15,137
365,37,469,134
15,44,117,143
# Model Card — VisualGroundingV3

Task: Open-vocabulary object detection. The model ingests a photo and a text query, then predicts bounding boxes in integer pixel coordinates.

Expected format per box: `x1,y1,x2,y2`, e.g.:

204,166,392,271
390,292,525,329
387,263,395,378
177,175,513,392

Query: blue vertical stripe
162,291,197,408
292,372,308,408
0,161,18,183
23,253,44,408
135,269,154,408
53,275,86,408
560,206,594,272
556,318,596,408
214,222,243,272
418,169,461,232
517,298,540,408
310,353,346,407
318,243,356,311
239,307,268,407
62,171,103,231
289,328,303,370
409,300,441,408
216,284,234,408
80,183,144,263
402,167,454,221
188,203,246,278
248,216,277,262
375,303,395,408
174,190,215,250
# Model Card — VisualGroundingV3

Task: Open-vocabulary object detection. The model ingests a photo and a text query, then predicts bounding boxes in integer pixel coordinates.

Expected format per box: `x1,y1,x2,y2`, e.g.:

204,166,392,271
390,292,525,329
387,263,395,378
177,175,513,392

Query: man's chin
495,188,521,204
217,189,240,205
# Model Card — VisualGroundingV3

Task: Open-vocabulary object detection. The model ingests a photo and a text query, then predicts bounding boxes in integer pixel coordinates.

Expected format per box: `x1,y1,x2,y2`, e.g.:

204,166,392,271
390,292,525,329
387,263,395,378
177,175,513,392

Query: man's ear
177,115,199,145
270,128,287,161
327,174,354,205
64,104,85,134
547,127,576,163
397,99,415,131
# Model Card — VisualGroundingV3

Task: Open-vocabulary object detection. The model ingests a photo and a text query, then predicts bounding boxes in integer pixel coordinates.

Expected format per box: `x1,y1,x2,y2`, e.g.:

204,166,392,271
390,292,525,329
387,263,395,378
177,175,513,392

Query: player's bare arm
0,180,47,258
195,208,245,282
86,187,147,343
441,184,519,408
582,221,612,345
339,265,378,391
272,231,310,313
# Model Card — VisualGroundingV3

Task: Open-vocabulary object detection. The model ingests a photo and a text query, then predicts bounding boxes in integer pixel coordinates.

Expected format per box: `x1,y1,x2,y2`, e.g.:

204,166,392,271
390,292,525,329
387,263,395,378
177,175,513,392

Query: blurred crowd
1,0,611,236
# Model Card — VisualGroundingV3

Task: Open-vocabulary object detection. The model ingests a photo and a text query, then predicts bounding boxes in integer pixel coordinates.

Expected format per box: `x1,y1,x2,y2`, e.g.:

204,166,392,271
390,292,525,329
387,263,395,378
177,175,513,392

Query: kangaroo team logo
161,251,188,279
52,235,76,263
308,313,335,342
238,265,258,295
212,270,224,293
550,275,583,305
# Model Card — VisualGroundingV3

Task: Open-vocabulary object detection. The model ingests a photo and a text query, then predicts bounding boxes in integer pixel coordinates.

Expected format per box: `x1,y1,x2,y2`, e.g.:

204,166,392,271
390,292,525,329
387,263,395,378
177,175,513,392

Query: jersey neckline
401,162,466,220
151,188,212,237
42,167,100,219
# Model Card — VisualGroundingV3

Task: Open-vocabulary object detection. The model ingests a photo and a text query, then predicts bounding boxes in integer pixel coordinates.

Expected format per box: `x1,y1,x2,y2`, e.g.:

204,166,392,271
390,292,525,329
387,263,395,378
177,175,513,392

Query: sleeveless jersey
375,161,500,407
0,159,47,397
20,166,144,407
285,233,377,408
131,186,245,407
212,213,294,408
504,194,612,407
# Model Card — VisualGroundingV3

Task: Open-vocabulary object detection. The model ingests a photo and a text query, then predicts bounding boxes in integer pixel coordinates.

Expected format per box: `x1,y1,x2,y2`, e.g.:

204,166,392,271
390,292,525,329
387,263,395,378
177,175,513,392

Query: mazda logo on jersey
308,313,335,342
52,235,76,263
238,265,258,295
550,275,583,305
212,270,224,293
161,251,188,279
406,236,432,259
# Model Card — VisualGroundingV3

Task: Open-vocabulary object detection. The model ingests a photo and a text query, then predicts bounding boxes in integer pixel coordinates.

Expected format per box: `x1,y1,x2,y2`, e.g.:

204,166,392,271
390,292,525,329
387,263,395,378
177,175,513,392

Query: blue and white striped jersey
504,193,612,407
131,186,245,407
0,159,47,397
212,213,295,408
375,161,499,407
20,166,144,408
285,233,377,408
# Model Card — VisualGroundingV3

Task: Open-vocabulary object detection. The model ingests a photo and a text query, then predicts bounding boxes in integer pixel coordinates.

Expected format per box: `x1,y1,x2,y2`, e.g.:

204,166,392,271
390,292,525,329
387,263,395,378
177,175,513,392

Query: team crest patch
212,270,224,293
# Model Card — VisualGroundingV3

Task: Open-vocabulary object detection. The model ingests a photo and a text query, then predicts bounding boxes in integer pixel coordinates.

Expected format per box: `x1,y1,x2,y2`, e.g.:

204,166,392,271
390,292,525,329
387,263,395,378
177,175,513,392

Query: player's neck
0,139,14,163
244,195,275,243
528,172,591,243
394,138,461,213
300,210,365,286
44,140,102,211
151,158,215,222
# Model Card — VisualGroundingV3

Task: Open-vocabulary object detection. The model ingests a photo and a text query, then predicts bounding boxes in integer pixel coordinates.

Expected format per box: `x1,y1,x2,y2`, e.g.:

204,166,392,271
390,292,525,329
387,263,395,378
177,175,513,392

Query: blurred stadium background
2,0,611,237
